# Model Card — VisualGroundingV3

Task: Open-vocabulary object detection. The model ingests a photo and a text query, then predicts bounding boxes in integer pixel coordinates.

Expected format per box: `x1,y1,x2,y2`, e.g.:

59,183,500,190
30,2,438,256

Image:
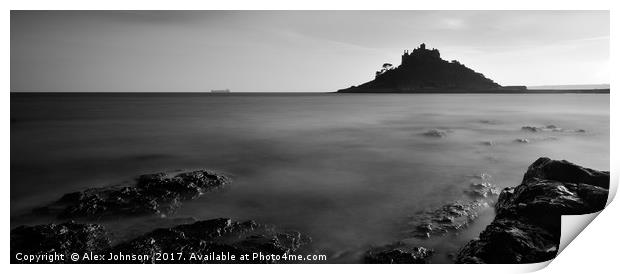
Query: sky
11,10,609,92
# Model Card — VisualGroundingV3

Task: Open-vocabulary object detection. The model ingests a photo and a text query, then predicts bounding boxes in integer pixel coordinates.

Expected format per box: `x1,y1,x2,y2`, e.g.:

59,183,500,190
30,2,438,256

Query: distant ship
211,89,231,93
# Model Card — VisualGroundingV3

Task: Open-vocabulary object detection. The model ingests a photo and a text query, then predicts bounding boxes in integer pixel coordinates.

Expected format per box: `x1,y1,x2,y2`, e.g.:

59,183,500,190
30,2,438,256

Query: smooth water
10,93,609,262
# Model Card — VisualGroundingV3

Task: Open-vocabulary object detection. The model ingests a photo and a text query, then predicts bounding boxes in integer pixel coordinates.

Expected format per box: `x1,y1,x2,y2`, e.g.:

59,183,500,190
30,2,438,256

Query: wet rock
465,182,500,199
11,218,311,264
136,170,229,201
514,137,559,144
364,243,433,264
11,222,111,263
456,217,558,264
407,175,499,239
111,218,311,263
464,174,500,199
480,141,495,146
521,126,542,132
545,125,563,132
521,125,563,132
479,120,498,125
35,170,230,220
108,216,199,244
521,125,583,133
494,178,606,219
456,157,609,264
423,129,448,138
49,186,167,219
409,200,489,239
523,157,609,189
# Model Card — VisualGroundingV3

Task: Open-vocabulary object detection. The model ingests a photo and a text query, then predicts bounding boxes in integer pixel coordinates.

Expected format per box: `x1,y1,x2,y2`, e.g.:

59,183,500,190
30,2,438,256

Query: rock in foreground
408,176,500,239
456,157,609,263
364,243,433,264
409,200,489,239
11,218,311,264
465,181,500,199
34,170,230,219
111,218,311,263
11,222,111,263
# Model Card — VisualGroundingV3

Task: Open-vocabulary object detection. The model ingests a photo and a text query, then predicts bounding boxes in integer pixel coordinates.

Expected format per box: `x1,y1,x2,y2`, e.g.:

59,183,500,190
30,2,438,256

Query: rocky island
337,43,609,94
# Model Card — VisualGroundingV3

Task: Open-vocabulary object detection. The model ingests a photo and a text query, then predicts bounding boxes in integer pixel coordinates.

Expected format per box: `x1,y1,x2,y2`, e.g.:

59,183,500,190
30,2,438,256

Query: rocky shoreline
11,158,610,264
12,169,314,264
33,170,230,220
11,218,311,264
456,157,609,263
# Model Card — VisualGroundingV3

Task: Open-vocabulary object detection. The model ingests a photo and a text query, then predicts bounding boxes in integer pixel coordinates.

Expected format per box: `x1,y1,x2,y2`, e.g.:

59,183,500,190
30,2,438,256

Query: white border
3,1,617,274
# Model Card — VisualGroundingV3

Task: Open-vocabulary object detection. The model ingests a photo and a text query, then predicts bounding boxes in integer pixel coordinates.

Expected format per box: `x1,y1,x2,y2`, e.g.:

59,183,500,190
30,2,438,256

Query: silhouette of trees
375,63,394,78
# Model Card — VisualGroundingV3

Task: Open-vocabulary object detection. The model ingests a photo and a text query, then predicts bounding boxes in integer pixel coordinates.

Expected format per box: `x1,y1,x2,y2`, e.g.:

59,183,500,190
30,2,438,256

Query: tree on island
375,63,394,78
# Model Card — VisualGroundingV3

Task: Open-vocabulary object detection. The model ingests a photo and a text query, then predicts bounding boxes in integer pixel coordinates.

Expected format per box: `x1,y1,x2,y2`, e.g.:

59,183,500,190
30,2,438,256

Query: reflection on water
10,93,609,263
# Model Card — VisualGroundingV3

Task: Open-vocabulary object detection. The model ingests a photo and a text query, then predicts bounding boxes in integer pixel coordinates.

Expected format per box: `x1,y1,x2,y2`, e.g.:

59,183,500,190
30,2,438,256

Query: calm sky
11,10,609,92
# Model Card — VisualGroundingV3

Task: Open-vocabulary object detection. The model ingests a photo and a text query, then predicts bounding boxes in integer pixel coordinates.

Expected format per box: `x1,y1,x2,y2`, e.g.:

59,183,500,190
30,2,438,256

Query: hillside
338,43,510,93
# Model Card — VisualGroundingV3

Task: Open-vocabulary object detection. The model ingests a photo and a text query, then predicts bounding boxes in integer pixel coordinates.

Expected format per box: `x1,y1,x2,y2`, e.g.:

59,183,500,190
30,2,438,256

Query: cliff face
338,43,502,93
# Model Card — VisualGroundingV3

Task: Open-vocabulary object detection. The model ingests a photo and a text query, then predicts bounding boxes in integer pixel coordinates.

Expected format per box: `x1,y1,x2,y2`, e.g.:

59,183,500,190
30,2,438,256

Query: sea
10,92,610,263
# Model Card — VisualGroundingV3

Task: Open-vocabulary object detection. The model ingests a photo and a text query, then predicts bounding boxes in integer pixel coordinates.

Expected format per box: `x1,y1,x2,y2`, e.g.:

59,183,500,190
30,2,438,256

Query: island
337,43,609,94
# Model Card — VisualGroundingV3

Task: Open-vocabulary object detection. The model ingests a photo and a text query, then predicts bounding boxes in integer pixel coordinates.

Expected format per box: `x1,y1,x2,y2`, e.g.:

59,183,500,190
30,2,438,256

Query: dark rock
423,129,448,138
136,170,229,201
408,200,489,239
53,186,165,219
456,217,558,264
12,218,311,264
465,181,500,199
512,137,558,144
521,125,585,133
34,170,230,220
456,157,608,263
479,120,498,125
494,178,606,219
523,157,609,189
407,176,499,239
108,216,199,244
545,125,563,131
111,218,311,263
10,222,111,263
576,183,609,210
480,141,495,146
521,126,543,132
364,242,433,264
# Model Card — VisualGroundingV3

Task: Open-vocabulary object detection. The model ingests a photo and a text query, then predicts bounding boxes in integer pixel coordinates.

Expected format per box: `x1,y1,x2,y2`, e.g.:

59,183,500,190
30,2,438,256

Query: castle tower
402,49,413,65
420,43,426,50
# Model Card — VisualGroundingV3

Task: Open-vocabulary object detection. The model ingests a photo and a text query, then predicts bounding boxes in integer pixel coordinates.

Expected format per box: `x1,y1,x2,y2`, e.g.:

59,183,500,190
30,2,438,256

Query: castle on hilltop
401,43,441,65
338,42,505,92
